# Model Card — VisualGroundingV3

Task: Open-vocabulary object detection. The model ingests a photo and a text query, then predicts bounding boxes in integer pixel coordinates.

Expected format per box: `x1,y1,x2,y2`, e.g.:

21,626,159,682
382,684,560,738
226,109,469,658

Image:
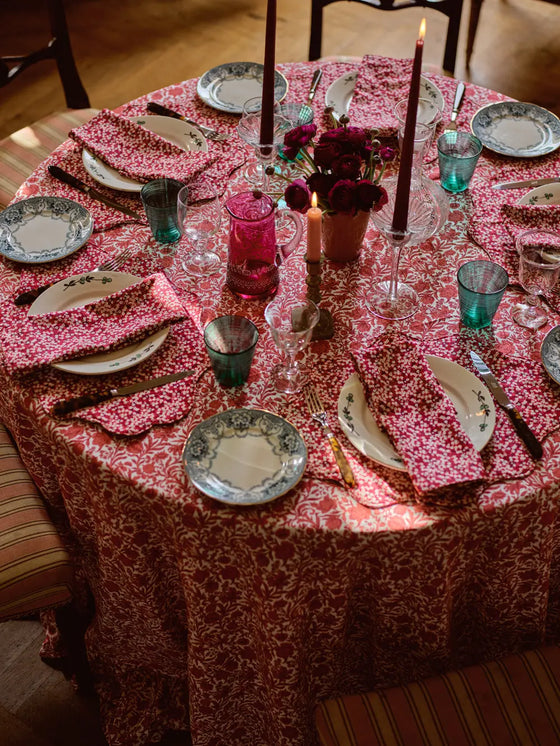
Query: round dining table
2,58,560,746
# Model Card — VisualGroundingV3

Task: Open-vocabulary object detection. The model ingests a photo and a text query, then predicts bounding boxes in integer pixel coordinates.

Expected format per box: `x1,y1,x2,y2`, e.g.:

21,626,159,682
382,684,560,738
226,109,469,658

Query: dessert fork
14,246,135,306
304,383,356,487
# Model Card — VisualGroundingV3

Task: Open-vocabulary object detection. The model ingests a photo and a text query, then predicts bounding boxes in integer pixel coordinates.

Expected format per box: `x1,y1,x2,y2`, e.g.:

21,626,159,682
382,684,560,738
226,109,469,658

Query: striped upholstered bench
316,645,560,745
0,422,74,620
0,108,98,210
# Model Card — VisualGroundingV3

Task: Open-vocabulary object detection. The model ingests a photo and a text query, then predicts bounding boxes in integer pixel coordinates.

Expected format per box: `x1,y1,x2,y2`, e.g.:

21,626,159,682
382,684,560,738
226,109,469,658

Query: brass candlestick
305,255,334,340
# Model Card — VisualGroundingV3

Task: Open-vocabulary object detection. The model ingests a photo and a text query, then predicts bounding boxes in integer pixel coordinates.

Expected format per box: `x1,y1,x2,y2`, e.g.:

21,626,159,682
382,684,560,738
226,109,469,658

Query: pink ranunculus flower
284,179,311,213
282,121,388,215
328,180,357,214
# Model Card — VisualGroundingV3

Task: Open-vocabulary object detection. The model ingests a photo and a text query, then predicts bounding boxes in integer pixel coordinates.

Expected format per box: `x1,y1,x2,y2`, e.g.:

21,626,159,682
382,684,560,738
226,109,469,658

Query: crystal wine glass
237,96,291,193
177,182,222,277
264,297,320,394
512,229,560,329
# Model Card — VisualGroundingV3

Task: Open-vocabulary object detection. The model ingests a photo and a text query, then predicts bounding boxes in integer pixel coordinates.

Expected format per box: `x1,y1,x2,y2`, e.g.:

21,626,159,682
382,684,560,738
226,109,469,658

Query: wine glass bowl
237,97,291,191
513,229,560,330
177,183,222,277
264,297,319,394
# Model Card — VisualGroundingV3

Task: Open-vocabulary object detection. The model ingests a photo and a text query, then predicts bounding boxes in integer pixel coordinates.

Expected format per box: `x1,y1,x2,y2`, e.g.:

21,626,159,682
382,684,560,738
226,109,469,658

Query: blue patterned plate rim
182,408,307,505
541,325,560,386
196,61,288,114
471,101,560,158
0,196,93,264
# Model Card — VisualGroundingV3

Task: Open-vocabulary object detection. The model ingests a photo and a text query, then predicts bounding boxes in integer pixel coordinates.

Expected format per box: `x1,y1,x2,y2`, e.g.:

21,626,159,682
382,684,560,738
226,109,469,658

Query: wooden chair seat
0,107,99,210
316,645,560,745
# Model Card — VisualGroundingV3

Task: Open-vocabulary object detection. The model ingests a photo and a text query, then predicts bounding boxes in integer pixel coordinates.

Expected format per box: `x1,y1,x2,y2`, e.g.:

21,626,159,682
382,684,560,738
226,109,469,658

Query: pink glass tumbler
225,191,302,300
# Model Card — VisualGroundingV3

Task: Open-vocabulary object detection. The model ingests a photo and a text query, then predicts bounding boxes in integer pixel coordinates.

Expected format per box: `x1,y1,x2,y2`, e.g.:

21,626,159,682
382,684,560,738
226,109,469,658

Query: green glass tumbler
140,178,184,243
457,260,509,329
204,315,259,387
437,132,482,193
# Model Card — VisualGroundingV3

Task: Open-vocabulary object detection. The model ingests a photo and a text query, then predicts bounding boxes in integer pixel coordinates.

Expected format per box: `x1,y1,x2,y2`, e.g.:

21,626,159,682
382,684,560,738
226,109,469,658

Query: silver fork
14,246,135,306
304,383,356,488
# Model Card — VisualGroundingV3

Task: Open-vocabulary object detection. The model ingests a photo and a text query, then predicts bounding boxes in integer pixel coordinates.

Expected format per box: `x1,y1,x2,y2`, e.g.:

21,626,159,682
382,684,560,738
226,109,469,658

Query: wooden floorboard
0,0,559,743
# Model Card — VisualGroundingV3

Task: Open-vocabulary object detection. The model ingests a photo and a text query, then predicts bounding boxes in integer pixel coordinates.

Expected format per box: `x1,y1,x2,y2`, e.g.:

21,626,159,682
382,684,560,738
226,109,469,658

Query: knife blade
491,177,560,190
48,165,142,219
52,369,195,417
146,101,218,139
469,351,543,459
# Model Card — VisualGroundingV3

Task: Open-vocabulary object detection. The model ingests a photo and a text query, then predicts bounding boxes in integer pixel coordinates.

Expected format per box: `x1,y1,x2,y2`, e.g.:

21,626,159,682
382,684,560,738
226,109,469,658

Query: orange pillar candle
260,0,277,146
391,18,426,234
307,192,322,262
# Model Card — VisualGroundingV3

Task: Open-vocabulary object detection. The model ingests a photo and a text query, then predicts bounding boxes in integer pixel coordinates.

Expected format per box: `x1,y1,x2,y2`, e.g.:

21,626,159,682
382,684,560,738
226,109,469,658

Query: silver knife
52,369,195,417
491,177,560,190
48,165,142,219
469,351,543,460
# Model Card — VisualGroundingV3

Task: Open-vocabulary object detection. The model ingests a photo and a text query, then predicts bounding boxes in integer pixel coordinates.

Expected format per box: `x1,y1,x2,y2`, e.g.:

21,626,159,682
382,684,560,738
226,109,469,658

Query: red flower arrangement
283,122,393,215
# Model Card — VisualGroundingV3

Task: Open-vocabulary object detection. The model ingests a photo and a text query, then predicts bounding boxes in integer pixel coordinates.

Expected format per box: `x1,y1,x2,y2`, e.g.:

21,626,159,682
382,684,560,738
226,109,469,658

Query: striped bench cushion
0,108,99,210
316,645,560,746
0,423,73,620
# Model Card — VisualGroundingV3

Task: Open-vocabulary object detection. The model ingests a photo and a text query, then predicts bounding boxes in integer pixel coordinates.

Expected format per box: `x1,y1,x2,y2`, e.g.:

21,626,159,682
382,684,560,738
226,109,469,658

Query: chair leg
308,0,325,61
442,1,462,75
466,0,484,68
47,0,90,108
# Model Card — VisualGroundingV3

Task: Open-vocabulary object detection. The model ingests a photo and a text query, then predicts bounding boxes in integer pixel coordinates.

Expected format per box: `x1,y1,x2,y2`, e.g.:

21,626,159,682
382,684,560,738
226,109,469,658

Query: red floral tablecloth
2,60,560,746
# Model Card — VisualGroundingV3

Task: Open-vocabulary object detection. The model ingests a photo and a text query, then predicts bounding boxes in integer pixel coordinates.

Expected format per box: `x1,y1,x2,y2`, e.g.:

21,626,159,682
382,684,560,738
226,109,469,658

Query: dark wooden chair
309,0,465,76
0,0,90,109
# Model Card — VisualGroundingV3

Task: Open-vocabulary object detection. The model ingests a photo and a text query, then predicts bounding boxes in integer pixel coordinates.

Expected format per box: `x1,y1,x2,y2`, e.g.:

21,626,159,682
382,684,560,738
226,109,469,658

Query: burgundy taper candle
260,0,277,146
391,19,426,234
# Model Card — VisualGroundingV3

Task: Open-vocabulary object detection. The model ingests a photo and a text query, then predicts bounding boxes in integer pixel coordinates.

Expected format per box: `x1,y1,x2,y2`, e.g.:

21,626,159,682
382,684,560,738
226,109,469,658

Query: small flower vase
322,210,370,262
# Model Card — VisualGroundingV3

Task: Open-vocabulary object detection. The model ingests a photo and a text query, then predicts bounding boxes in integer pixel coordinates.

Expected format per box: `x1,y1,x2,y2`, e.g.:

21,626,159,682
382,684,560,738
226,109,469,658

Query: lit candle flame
419,18,426,40
312,192,318,208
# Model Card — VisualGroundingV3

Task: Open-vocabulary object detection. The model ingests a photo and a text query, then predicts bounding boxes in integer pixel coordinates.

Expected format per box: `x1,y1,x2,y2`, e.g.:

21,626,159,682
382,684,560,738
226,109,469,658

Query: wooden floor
1,0,560,743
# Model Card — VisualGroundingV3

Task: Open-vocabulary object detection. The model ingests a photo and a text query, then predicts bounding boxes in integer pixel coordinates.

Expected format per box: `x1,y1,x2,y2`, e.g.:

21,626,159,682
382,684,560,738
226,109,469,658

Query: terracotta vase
322,210,370,262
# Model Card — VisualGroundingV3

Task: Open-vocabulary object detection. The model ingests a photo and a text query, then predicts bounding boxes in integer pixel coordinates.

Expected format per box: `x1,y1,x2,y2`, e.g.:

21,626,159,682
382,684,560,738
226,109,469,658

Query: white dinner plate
0,197,93,264
28,271,169,375
196,61,288,114
337,356,496,471
518,182,560,205
82,115,207,192
325,71,445,123
471,101,560,158
182,408,307,505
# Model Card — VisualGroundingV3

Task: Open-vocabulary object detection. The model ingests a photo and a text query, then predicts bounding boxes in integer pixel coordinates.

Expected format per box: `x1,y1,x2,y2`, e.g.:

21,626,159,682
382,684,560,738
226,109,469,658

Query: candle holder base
305,256,334,340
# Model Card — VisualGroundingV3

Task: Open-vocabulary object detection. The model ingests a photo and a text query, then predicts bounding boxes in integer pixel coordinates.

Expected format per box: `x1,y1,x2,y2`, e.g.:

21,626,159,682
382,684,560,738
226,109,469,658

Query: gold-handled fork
304,383,356,488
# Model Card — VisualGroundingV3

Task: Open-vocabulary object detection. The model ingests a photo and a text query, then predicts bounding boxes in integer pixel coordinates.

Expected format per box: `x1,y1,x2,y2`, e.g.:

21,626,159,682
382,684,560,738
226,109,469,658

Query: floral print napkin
354,330,486,497
0,273,186,375
349,55,414,135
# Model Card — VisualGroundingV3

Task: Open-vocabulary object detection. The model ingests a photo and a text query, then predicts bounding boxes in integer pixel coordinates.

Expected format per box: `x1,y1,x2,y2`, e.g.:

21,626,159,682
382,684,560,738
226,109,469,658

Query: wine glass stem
388,236,406,302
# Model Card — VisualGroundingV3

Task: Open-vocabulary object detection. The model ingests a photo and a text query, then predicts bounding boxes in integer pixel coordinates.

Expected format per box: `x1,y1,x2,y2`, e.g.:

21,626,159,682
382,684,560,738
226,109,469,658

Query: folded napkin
354,330,486,497
69,108,218,185
0,273,186,375
468,171,560,312
349,56,414,135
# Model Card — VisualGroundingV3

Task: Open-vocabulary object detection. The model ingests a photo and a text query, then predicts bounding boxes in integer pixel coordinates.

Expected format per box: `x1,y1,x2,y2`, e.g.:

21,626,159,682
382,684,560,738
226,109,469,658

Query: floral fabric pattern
0,273,185,374
354,330,486,496
1,59,560,746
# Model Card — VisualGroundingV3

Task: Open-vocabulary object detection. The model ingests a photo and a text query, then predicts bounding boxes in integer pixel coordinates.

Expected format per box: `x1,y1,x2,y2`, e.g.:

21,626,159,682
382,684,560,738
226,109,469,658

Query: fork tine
98,246,133,272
